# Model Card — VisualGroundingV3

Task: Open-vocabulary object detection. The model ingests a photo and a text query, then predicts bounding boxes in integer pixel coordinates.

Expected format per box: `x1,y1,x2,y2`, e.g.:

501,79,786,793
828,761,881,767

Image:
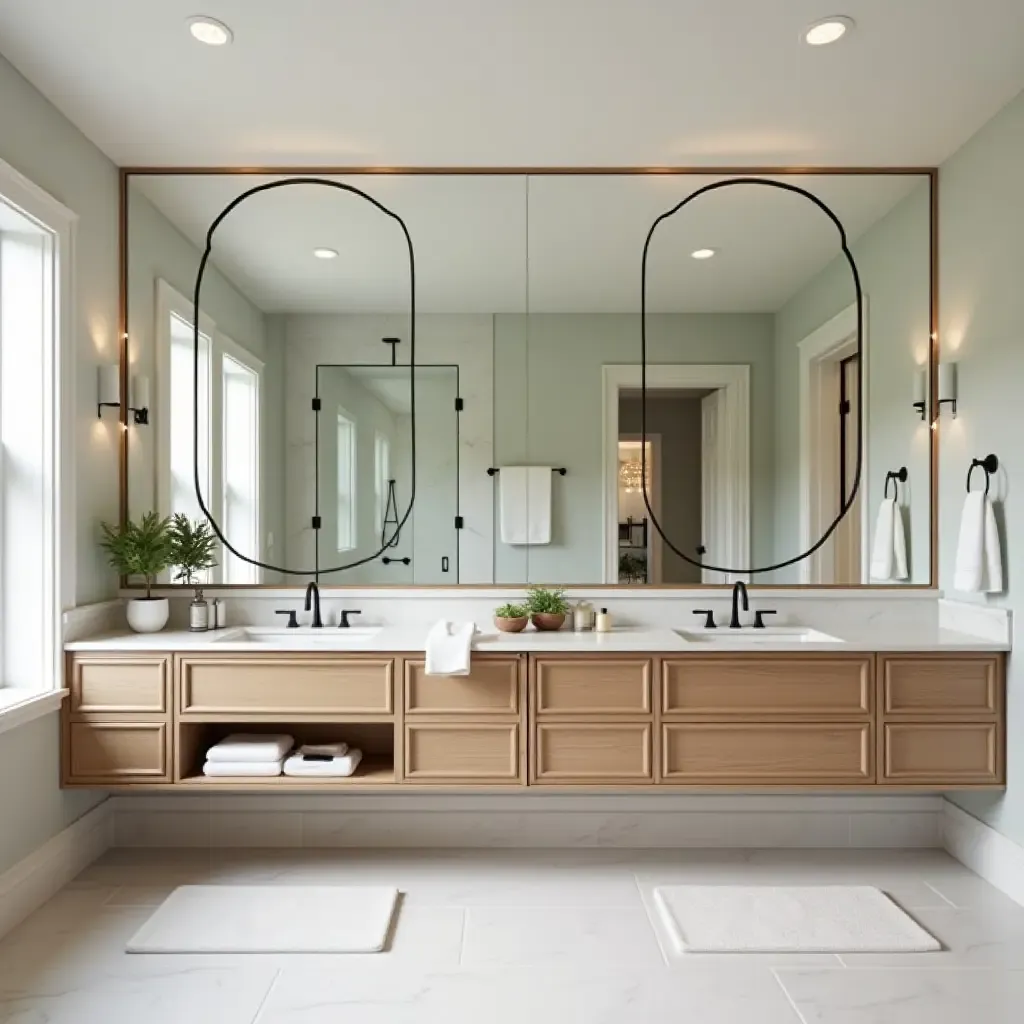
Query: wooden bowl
494,616,529,633
531,612,566,631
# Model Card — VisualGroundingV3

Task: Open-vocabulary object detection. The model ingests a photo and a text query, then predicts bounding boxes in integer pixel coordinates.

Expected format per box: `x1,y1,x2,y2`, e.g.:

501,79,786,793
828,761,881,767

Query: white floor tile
776,968,1024,1023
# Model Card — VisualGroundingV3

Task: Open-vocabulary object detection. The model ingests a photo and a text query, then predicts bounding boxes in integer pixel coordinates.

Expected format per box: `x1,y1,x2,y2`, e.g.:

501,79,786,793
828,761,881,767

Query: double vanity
62,621,1007,792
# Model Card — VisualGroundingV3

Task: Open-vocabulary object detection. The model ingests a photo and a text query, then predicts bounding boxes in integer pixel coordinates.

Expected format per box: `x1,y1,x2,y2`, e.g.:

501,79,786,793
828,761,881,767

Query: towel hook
966,454,999,495
884,467,908,500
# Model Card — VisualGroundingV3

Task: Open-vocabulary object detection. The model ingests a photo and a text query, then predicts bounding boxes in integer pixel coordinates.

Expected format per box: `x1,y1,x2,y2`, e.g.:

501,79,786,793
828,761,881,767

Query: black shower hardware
966,454,999,495
884,467,908,501
382,556,411,566
487,467,567,476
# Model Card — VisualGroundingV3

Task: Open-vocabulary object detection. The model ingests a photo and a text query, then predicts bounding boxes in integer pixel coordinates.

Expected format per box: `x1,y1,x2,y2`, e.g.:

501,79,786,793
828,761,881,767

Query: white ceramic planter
126,598,170,633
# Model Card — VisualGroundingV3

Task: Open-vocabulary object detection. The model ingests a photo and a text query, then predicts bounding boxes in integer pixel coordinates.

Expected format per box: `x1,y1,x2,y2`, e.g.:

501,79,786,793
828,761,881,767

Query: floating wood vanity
62,647,1006,791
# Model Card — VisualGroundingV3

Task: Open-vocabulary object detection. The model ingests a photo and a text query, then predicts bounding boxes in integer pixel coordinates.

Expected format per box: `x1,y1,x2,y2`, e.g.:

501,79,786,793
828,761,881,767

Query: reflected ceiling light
187,16,233,46
803,16,854,46
690,248,716,260
313,247,339,260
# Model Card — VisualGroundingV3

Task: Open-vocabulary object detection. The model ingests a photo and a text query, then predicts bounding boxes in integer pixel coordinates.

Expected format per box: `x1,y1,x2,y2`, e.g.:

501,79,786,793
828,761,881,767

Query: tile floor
1,847,1022,1022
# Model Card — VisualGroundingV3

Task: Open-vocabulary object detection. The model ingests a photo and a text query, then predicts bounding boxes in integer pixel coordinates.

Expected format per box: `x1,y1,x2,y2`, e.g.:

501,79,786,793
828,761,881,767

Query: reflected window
222,346,260,584
168,311,210,524
337,410,356,551
375,431,391,534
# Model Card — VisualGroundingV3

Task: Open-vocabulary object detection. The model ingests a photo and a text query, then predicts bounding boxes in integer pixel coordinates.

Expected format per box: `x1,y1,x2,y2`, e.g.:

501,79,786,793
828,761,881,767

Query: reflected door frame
602,364,750,585
798,300,870,584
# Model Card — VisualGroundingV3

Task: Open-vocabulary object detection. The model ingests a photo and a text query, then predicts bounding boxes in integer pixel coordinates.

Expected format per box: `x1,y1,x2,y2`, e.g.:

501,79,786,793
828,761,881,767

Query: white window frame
0,155,77,721
374,430,391,534
336,408,357,552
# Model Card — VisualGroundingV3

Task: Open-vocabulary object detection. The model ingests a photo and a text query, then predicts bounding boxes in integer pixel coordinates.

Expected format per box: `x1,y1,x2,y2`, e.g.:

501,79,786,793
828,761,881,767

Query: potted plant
100,512,173,633
494,602,529,633
526,586,569,631
169,514,219,631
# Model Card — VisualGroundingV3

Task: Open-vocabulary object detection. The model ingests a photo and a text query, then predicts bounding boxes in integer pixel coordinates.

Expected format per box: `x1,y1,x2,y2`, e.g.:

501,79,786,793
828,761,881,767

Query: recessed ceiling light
691,248,716,260
803,15,854,46
313,247,339,260
187,16,233,46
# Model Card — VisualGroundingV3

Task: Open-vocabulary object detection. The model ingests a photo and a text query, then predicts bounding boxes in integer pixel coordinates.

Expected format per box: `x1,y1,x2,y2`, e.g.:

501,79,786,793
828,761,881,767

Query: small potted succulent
526,586,570,631
100,512,173,633
169,513,219,631
494,602,530,633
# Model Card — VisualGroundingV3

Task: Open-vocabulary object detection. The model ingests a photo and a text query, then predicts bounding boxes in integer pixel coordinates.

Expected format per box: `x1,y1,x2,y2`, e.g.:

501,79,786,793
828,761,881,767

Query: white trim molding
0,801,111,940
601,363,750,583
0,689,67,738
943,801,1024,909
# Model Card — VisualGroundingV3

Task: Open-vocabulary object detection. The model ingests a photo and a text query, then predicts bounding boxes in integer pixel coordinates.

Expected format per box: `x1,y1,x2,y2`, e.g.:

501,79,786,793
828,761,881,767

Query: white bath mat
126,885,399,953
653,885,941,953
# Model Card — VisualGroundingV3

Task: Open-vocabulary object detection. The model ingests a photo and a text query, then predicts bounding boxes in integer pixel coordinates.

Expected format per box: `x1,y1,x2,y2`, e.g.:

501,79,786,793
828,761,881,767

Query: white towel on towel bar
425,620,475,676
205,734,294,763
203,760,284,778
283,749,363,778
499,466,552,545
954,491,1003,592
869,498,908,581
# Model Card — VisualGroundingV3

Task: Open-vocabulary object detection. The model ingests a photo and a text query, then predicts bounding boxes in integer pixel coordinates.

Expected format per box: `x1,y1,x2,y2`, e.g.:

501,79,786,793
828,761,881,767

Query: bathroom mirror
122,169,934,586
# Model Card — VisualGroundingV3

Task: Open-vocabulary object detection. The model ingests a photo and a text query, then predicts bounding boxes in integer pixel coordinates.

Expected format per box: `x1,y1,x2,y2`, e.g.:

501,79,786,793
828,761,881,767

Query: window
168,311,211,523
0,157,75,703
375,431,391,537
221,343,260,584
336,410,356,551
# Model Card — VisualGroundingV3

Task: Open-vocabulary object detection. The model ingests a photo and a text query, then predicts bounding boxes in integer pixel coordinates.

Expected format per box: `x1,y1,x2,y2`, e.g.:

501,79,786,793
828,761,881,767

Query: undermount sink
212,626,382,645
676,626,844,644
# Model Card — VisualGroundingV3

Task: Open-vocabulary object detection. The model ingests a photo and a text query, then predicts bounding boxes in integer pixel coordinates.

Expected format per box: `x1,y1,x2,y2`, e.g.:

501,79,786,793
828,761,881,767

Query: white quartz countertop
64,624,1010,653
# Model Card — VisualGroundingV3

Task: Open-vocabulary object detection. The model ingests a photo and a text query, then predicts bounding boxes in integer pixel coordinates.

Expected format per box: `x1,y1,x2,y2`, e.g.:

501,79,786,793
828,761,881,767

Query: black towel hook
966,454,999,495
884,467,908,500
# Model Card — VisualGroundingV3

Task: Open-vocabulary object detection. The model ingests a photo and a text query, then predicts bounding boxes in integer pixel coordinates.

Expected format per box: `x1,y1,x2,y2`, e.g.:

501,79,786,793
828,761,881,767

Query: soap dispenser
595,607,612,633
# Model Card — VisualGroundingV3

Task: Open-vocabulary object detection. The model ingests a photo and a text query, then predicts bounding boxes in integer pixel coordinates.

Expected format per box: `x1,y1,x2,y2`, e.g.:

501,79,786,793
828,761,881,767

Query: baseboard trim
943,801,1024,908
110,794,943,850
0,800,112,940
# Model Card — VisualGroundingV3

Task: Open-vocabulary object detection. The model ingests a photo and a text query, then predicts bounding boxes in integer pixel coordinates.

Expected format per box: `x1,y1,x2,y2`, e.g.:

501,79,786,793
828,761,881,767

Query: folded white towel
298,742,349,757
425,619,475,676
203,759,283,778
954,491,1003,593
283,749,363,778
870,498,908,581
205,734,294,763
499,466,552,545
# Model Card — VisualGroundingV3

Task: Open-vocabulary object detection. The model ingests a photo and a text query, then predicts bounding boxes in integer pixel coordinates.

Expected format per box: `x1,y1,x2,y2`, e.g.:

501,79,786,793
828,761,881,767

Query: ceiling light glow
691,248,716,260
313,248,339,260
187,16,233,46
803,16,854,46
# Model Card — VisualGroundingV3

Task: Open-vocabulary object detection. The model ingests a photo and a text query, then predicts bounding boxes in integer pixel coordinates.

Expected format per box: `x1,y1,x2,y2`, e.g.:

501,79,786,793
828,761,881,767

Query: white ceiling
1,1,1024,168
132,172,924,313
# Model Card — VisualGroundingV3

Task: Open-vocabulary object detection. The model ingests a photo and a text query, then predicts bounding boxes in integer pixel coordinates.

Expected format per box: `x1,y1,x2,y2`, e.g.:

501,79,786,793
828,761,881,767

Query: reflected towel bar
487,467,566,476
884,466,908,500
967,454,999,495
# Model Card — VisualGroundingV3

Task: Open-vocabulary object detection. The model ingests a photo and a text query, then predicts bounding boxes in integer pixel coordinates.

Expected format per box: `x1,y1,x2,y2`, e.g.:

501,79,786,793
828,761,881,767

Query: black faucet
338,609,362,628
729,580,749,629
304,582,323,628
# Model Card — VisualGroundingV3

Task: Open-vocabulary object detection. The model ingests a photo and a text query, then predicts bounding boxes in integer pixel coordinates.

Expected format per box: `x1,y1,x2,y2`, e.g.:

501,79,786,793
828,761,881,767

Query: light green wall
494,313,775,583
772,182,932,584
939,88,1024,848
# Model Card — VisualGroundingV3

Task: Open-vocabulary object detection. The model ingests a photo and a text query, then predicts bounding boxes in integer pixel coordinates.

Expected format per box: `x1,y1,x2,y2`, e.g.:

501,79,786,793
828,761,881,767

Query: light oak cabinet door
532,723,653,783
403,723,522,783
532,657,652,715
66,722,169,781
880,655,1002,717
69,655,169,715
882,723,1002,785
405,657,520,715
661,722,873,784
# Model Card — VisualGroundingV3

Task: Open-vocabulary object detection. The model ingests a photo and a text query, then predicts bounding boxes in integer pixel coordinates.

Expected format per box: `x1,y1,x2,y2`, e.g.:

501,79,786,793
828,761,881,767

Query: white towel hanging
499,466,552,545
870,498,908,582
954,491,1003,593
425,620,475,676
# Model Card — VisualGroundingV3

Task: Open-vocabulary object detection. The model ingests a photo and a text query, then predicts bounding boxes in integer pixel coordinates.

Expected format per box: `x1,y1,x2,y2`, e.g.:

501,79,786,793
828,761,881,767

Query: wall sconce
129,375,150,425
912,368,927,420
96,365,120,419
937,362,958,418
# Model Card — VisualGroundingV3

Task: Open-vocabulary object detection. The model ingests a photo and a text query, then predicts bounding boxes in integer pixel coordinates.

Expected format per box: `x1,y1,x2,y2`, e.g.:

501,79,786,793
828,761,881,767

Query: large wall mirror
122,169,935,587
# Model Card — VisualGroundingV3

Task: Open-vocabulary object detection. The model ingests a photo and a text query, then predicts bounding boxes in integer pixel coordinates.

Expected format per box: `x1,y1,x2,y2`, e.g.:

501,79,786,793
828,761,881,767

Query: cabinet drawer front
405,658,519,715
883,723,1001,784
534,658,652,715
661,723,872,783
404,724,520,781
68,722,168,780
534,723,653,781
662,657,871,717
70,656,169,715
179,657,394,715
882,657,1001,716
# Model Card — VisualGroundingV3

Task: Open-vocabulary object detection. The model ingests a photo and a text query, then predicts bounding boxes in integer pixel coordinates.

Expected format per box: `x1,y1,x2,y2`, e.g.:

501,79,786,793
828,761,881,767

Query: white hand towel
870,499,909,582
425,620,475,676
283,749,363,778
298,742,349,757
205,734,294,763
954,492,1003,592
203,759,283,778
499,466,553,545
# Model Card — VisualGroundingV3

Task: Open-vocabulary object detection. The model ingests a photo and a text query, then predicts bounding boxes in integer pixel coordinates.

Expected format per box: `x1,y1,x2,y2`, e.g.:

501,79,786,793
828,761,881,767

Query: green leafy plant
494,602,528,619
99,512,173,599
168,513,219,590
525,586,569,615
